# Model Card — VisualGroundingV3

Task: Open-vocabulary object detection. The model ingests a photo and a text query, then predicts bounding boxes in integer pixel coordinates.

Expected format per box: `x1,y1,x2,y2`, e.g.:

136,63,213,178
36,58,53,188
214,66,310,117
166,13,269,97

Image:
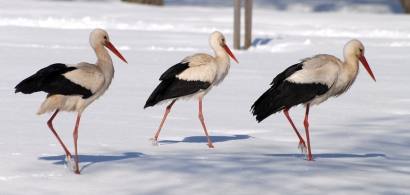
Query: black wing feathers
251,62,329,122
145,62,211,108
251,81,328,122
144,79,210,108
159,62,189,80
15,63,93,98
270,63,303,85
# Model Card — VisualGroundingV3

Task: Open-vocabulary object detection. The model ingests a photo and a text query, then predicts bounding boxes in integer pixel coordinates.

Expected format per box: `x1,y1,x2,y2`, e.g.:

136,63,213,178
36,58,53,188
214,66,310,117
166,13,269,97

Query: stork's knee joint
304,120,309,128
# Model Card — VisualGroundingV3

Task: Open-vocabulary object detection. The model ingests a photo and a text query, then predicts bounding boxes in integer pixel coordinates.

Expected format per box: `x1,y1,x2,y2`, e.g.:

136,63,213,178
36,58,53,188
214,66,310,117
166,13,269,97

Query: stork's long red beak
105,41,128,64
359,55,376,81
222,44,239,64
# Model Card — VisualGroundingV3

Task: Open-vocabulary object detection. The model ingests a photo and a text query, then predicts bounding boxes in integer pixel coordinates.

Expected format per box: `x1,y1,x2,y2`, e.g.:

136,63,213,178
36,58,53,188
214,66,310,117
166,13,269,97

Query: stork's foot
306,154,314,161
150,138,159,146
207,143,215,148
298,141,313,161
65,155,79,173
298,140,307,154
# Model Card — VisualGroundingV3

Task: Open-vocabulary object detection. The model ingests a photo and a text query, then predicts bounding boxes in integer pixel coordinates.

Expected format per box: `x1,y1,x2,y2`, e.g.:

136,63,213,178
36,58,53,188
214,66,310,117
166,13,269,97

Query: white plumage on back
63,63,105,94
287,55,340,88
177,54,218,83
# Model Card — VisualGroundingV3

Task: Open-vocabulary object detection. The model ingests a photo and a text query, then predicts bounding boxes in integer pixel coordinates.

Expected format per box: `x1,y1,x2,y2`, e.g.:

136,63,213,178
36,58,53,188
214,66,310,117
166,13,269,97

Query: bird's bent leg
152,100,176,142
198,98,214,148
303,104,313,161
47,109,72,158
283,108,307,153
72,114,81,174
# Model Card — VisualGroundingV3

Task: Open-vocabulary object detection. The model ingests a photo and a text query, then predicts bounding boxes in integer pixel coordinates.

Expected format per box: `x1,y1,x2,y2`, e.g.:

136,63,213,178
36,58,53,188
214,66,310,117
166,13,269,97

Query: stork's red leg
153,100,176,141
47,109,72,157
73,114,81,174
198,98,214,148
283,108,307,150
303,104,313,161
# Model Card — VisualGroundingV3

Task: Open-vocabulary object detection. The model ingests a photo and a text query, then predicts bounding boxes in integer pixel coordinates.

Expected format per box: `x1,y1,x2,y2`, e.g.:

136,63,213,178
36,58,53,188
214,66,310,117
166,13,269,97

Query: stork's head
209,31,239,63
344,39,376,81
90,28,128,63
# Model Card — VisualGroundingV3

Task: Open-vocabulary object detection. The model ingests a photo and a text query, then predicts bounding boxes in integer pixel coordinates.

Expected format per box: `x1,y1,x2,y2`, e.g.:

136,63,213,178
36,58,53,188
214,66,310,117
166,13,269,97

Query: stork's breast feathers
63,66,105,94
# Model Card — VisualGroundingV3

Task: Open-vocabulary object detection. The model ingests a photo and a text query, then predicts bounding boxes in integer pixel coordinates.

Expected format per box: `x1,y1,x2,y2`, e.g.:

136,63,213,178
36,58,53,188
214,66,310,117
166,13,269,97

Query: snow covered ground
1,0,410,194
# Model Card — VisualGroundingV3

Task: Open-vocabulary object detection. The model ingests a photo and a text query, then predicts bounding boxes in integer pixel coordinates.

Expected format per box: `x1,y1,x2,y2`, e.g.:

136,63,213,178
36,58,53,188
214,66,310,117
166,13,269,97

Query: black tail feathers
251,87,284,122
15,63,73,95
15,74,44,94
144,80,172,108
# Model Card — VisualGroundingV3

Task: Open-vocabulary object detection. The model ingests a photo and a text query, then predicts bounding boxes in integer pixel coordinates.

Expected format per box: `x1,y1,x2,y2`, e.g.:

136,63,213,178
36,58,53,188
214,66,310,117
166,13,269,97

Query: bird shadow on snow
38,152,145,172
158,134,252,145
264,153,386,159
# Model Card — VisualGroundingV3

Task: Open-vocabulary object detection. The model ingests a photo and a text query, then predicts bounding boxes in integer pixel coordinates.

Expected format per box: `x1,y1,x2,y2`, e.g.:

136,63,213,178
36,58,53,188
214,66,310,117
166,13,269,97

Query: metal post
244,0,253,49
233,0,241,50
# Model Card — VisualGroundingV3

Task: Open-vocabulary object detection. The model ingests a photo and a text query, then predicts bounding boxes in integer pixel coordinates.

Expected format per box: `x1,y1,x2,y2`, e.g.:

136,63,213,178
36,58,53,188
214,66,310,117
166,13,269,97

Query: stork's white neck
343,52,360,77
212,44,230,85
337,53,360,94
94,45,115,83
95,45,111,65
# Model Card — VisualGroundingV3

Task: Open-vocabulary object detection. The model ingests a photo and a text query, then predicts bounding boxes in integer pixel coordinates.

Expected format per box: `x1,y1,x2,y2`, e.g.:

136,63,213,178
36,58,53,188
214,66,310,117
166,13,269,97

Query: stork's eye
104,36,107,40
222,38,225,42
359,48,363,53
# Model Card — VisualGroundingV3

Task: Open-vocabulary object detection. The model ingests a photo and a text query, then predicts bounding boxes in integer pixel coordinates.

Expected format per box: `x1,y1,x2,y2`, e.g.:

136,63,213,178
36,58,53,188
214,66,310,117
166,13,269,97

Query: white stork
15,28,128,174
144,31,238,148
251,39,376,161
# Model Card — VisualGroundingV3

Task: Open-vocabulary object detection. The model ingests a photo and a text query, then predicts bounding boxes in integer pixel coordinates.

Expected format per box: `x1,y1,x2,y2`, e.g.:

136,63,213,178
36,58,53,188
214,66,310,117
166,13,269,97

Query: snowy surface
1,0,410,194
